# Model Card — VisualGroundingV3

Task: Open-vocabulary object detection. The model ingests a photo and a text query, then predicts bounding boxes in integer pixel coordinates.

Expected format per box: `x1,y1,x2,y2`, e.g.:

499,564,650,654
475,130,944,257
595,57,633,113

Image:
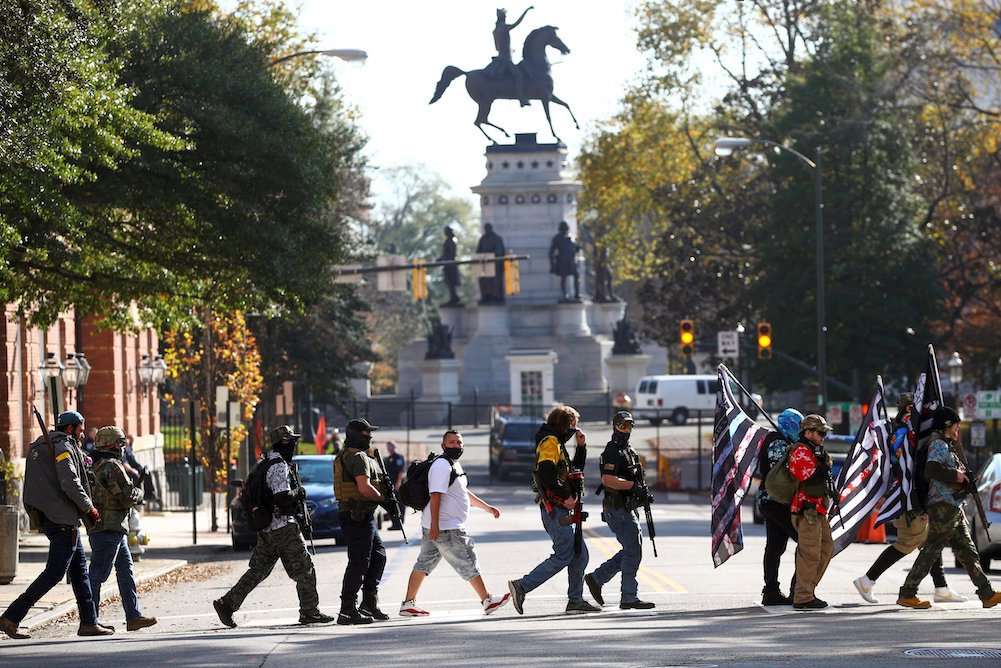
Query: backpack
912,438,931,509
241,457,278,531
398,453,459,511
764,445,798,505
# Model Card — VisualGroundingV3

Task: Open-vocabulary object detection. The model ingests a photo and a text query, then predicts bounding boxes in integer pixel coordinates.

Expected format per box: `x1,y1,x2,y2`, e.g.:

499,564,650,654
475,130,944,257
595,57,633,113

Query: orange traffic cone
855,511,886,544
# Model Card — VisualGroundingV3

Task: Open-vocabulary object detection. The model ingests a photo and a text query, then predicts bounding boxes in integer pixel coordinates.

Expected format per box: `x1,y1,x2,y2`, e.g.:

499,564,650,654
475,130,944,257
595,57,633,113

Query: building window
521,371,543,412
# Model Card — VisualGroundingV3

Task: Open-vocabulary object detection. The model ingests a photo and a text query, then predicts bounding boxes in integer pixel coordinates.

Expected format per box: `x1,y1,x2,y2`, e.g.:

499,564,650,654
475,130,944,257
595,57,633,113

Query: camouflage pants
220,523,320,615
900,504,993,601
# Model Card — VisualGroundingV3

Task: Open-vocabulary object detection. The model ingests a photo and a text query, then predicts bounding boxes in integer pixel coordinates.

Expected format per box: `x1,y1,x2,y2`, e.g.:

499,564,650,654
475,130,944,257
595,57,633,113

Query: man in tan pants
786,415,834,610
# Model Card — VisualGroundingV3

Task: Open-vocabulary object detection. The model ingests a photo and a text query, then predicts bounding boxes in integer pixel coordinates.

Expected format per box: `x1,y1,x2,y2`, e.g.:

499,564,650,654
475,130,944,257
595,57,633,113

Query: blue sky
295,1,646,203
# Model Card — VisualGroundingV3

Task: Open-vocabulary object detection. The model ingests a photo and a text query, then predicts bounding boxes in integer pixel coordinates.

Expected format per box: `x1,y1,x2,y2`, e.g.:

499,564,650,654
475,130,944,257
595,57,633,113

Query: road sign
970,421,987,448
976,390,1001,419
717,331,739,358
849,404,863,433
962,392,977,414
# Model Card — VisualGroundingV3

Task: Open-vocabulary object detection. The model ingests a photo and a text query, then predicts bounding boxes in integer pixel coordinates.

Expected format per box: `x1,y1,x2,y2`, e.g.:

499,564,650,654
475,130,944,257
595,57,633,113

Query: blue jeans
591,507,643,602
519,505,588,602
89,531,142,620
1,520,97,625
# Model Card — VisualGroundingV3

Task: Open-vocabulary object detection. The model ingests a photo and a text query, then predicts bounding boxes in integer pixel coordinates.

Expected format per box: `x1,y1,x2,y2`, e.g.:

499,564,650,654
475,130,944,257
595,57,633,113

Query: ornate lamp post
138,353,169,397
39,352,64,418
947,351,963,386
714,136,826,413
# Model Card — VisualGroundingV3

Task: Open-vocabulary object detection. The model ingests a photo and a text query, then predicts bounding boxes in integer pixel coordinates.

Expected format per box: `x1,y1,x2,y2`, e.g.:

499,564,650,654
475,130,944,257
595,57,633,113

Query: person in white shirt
399,430,510,616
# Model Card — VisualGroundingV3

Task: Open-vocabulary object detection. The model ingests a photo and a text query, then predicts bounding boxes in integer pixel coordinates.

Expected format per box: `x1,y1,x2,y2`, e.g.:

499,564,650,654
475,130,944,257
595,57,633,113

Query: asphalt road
4,478,1001,666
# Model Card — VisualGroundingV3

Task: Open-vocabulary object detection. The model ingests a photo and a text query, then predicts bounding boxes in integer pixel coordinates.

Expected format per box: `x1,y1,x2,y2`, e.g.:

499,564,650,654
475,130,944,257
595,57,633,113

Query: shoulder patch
55,451,71,463
603,463,616,470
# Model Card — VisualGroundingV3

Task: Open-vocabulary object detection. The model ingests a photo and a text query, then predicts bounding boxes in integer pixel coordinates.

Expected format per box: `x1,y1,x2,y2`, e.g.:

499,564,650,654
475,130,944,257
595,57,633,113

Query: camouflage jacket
90,454,139,534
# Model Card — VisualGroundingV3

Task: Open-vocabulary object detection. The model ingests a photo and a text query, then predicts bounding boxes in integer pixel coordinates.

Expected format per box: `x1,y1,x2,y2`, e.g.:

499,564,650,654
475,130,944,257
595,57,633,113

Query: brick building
2,305,164,465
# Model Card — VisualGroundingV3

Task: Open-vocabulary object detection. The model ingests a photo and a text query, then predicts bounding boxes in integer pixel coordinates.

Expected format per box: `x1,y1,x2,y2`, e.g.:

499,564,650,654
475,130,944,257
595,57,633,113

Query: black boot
761,587,792,606
359,591,390,621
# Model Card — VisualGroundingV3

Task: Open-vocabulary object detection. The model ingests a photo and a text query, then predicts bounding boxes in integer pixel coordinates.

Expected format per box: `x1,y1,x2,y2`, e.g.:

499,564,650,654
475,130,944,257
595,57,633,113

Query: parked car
962,452,1001,572
751,434,852,525
489,415,543,480
230,454,343,551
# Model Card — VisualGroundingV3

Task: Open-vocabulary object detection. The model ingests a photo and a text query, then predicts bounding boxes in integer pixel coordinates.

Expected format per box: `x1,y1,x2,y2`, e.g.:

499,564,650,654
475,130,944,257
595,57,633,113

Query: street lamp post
714,136,827,414
270,48,368,66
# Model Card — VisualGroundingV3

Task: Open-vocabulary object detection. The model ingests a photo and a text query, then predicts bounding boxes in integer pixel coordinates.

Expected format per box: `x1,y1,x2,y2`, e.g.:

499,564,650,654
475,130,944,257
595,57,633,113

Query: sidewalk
0,509,232,631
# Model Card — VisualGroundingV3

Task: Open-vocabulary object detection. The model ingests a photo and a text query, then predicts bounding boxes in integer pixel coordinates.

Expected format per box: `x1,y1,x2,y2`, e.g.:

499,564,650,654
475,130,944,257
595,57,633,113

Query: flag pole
718,364,779,431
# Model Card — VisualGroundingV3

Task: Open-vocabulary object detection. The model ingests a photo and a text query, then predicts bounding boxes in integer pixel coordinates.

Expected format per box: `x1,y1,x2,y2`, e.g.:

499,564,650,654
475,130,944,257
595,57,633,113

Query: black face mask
443,447,463,461
562,429,578,443
345,429,372,449
274,440,297,463
611,430,630,447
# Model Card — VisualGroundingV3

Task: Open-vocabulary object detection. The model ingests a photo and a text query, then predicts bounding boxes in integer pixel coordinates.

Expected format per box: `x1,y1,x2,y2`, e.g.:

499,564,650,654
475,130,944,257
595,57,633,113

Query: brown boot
982,592,1001,608
896,596,931,609
0,616,29,639
127,616,158,631
78,623,115,636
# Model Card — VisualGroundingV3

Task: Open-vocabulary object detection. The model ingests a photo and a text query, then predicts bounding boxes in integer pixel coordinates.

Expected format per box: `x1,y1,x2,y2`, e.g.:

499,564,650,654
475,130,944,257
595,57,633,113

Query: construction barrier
855,510,886,544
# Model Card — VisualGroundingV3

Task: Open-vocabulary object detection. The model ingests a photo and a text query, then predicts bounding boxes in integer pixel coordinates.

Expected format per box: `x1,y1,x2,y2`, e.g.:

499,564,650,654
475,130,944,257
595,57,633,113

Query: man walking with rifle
585,411,656,610
213,426,334,628
897,407,1001,609
1,410,112,639
508,405,600,614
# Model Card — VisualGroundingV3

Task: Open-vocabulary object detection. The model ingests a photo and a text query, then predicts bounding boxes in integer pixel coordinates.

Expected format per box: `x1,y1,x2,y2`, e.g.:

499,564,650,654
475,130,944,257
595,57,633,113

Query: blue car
230,454,343,550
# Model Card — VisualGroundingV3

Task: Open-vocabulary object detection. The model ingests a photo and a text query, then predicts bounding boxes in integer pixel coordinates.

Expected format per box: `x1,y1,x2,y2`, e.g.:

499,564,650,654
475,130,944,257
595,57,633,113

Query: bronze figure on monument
437,226,462,307
475,223,506,304
429,8,580,143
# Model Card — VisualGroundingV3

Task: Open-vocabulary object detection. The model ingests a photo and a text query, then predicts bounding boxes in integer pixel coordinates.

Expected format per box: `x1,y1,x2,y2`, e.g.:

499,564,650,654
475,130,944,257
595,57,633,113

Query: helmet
270,425,300,446
776,408,804,442
800,414,833,434
932,406,960,431
95,426,126,450
897,393,914,413
613,411,635,428
56,410,84,427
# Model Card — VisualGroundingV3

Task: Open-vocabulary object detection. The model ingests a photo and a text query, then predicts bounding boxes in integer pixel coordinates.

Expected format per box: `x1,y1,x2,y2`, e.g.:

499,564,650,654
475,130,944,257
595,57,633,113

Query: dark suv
489,415,543,480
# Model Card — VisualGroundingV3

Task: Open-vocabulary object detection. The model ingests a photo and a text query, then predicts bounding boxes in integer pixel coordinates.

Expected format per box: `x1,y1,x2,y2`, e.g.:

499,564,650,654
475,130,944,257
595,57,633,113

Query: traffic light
679,319,695,356
757,322,773,360
411,260,428,301
504,254,520,295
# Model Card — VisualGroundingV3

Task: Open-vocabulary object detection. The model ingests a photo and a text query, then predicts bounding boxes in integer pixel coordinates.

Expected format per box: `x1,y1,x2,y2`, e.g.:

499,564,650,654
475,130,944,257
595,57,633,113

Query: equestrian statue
429,8,580,143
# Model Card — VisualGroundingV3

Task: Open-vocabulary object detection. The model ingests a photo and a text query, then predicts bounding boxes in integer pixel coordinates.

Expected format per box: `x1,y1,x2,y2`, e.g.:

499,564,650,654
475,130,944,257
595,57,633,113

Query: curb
22,559,189,631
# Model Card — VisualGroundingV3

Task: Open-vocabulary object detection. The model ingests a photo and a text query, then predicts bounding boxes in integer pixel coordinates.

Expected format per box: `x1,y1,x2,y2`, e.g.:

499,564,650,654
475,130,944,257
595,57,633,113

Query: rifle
955,472,992,543
373,450,408,544
826,474,845,530
288,461,316,555
631,452,658,558
557,469,588,556
30,405,99,530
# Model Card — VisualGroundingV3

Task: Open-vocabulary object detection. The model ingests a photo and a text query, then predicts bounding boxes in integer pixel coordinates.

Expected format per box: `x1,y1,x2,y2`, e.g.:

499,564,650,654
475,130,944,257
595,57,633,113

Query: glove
129,488,144,504
295,486,307,501
87,507,103,527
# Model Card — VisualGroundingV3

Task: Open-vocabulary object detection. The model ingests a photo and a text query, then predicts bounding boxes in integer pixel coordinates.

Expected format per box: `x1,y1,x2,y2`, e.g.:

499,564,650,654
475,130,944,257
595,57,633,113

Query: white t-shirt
421,457,469,531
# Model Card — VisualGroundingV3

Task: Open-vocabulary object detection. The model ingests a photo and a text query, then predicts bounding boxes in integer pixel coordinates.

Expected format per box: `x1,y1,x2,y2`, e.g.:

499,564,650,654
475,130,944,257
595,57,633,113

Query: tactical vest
92,458,130,511
602,445,640,510
334,448,366,502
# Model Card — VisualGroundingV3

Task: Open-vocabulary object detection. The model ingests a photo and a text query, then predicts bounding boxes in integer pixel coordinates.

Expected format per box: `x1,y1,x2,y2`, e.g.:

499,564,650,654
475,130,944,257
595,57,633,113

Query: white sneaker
482,592,511,615
853,576,879,603
399,600,429,617
933,587,968,603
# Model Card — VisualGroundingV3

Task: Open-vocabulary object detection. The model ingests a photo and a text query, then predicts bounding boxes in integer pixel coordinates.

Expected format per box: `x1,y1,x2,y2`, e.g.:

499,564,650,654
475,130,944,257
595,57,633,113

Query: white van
634,375,720,425
634,374,764,425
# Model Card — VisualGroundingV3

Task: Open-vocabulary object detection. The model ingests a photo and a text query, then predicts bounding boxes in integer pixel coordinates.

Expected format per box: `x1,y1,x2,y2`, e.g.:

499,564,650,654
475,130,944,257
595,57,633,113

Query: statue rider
492,6,533,107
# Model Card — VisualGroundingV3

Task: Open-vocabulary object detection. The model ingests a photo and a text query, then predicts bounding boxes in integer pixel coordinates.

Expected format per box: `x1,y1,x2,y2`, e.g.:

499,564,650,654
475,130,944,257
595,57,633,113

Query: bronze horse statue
430,25,580,143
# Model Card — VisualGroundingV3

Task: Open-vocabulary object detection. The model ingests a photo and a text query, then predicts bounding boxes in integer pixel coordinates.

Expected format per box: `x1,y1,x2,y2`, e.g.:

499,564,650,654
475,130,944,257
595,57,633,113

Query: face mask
443,447,463,461
611,430,630,446
275,441,297,462
563,428,578,443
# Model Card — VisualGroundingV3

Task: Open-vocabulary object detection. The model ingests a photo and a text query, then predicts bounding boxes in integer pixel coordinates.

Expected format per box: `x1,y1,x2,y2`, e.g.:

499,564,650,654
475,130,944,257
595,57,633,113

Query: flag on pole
875,344,943,526
831,377,892,556
711,365,771,567
314,414,327,454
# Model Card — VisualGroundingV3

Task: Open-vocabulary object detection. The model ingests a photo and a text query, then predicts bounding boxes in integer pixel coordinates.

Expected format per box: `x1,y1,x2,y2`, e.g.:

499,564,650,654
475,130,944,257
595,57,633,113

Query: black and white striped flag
875,345,943,526
711,365,770,567
831,377,892,556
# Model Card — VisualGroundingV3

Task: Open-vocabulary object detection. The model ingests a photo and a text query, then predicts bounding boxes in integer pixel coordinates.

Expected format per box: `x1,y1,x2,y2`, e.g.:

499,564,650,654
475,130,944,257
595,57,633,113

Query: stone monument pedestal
554,301,591,337
590,301,626,336
419,358,463,403
604,354,652,396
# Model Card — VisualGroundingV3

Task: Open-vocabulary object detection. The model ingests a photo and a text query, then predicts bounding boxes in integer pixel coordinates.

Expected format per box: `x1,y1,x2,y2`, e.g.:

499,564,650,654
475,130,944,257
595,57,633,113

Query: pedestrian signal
504,255,520,295
411,260,428,301
757,322,772,360
679,319,695,356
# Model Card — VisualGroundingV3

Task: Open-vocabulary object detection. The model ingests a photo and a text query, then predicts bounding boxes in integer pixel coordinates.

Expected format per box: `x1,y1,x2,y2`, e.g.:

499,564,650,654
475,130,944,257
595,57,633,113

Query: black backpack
397,453,460,511
912,439,931,510
241,458,278,531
